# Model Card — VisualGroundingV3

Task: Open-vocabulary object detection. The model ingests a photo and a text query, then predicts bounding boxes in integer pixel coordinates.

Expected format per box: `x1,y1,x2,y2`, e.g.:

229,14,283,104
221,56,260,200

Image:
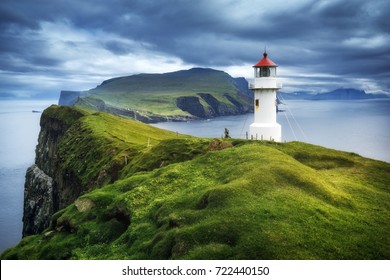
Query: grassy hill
2,106,389,259
62,68,252,122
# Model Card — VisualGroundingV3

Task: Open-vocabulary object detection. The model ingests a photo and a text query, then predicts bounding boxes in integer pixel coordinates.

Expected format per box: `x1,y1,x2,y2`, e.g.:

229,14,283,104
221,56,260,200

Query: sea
0,99,56,253
0,98,389,253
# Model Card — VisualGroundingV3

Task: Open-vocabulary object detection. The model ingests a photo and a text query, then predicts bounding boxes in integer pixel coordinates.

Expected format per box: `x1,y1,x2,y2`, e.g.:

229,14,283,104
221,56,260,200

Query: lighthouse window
255,99,259,109
260,67,270,77
255,68,260,77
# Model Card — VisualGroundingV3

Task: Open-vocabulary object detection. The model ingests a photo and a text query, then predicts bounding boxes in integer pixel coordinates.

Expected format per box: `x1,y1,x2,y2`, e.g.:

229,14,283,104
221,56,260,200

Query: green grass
54,106,191,188
2,107,389,260
76,68,250,117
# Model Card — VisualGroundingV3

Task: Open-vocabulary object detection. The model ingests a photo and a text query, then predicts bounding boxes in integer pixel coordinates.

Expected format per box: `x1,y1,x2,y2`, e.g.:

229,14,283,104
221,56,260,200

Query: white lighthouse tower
249,51,281,142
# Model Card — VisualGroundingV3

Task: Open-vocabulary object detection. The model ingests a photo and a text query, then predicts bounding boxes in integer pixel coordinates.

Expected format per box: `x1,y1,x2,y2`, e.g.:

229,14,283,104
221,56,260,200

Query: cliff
58,91,87,106
23,106,86,235
22,105,180,236
3,106,390,260
59,68,253,123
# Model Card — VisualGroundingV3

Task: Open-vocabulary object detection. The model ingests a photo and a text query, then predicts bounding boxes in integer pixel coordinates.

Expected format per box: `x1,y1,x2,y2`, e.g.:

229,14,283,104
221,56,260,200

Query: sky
0,0,389,99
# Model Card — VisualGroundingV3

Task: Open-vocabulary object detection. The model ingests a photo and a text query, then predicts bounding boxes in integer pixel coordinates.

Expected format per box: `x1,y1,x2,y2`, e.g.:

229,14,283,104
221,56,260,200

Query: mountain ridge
279,88,390,100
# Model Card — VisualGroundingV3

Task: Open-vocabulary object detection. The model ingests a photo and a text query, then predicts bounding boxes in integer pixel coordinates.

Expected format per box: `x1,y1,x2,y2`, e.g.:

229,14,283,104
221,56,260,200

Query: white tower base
250,123,281,142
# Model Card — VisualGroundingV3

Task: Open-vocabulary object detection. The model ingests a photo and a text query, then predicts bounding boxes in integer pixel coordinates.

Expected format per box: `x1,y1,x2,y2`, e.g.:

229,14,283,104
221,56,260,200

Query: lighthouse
249,51,281,142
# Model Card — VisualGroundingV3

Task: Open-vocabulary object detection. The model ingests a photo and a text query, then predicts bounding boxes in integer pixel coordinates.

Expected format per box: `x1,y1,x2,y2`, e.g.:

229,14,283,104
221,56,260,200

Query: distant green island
59,68,253,123
2,105,389,259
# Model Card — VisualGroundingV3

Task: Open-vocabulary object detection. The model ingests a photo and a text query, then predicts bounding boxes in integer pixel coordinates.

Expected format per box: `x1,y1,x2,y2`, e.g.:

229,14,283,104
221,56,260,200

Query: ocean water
0,98,389,253
0,100,56,253
278,99,390,162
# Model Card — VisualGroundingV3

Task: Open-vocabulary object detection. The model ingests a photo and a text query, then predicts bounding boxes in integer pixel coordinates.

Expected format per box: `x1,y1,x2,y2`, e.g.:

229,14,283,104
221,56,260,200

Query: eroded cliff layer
23,165,54,235
23,106,86,235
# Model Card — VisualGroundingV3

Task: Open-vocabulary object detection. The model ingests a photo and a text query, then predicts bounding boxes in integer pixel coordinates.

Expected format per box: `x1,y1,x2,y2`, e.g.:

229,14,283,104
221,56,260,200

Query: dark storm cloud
103,40,134,56
0,0,389,97
0,30,63,74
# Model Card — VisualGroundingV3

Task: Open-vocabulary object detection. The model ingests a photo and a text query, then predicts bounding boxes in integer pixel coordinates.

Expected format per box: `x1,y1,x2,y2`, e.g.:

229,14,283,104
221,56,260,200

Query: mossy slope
47,105,190,189
2,107,389,260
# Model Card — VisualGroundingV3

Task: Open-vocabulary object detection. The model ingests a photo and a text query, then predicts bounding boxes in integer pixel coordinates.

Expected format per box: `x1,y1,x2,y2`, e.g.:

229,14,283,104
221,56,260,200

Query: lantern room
253,51,278,78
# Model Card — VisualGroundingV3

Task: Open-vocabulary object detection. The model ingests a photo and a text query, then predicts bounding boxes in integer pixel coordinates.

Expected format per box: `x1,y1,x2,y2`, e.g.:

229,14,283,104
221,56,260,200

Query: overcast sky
0,0,389,98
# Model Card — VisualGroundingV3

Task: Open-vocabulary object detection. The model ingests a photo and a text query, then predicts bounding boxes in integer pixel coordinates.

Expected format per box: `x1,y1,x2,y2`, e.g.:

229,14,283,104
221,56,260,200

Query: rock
176,96,208,118
96,170,109,186
74,198,95,212
207,139,233,151
22,106,86,236
175,93,252,120
43,230,55,239
23,165,54,236
58,91,86,106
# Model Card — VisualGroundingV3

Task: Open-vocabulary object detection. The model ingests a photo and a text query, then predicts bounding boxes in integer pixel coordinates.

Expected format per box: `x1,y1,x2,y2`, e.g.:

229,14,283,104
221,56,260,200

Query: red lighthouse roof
253,51,277,67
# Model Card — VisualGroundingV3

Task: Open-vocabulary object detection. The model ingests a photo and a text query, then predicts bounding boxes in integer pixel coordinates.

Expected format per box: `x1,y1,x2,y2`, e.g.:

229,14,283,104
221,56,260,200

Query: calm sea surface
0,100,56,253
0,98,389,253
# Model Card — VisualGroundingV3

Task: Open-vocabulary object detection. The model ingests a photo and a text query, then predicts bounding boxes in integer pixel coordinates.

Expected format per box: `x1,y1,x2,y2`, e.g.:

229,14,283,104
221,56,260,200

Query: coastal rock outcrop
22,105,148,236
58,91,86,106
176,93,252,119
23,165,54,236
175,96,208,118
22,106,85,236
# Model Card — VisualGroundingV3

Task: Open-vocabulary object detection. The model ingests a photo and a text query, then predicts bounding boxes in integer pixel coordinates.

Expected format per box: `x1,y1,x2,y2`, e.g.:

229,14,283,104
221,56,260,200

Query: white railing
247,78,282,89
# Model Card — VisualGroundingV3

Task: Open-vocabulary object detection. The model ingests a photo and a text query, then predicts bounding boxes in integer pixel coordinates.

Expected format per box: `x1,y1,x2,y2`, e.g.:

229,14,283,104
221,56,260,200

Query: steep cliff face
22,106,183,236
58,91,86,106
23,165,54,235
176,93,252,119
23,106,86,236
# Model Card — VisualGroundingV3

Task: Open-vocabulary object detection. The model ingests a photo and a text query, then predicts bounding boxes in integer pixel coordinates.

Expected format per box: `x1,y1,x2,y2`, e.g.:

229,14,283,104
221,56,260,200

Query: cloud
0,0,389,98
